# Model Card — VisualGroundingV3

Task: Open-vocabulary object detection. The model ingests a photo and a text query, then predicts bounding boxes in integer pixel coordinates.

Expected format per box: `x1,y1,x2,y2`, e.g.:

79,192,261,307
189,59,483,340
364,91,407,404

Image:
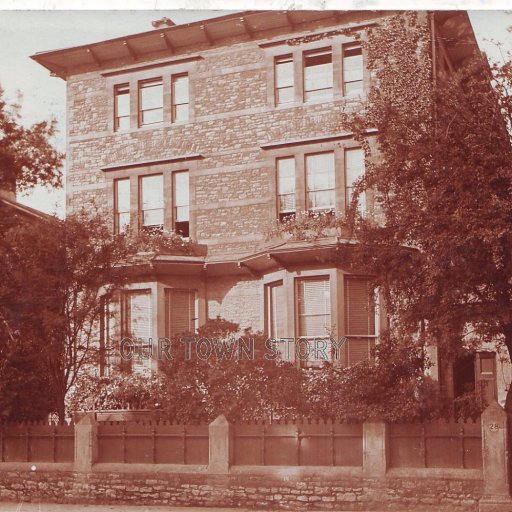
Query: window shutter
344,277,375,336
167,289,196,337
297,278,331,337
346,337,375,365
343,277,375,367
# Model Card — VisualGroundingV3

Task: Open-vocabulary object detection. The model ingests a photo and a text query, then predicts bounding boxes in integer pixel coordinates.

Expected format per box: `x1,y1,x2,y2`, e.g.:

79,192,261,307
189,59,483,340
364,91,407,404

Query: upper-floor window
276,157,296,221
140,174,164,231
345,147,366,214
342,44,363,96
171,74,189,122
114,84,130,131
306,151,335,212
304,49,333,102
139,78,163,126
275,55,294,105
114,178,130,234
270,40,364,107
173,170,190,237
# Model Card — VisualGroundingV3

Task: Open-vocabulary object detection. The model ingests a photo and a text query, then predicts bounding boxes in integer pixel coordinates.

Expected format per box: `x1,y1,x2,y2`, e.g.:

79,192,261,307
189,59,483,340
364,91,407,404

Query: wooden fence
233,420,362,466
0,422,74,463
0,415,483,470
388,419,482,469
97,421,208,464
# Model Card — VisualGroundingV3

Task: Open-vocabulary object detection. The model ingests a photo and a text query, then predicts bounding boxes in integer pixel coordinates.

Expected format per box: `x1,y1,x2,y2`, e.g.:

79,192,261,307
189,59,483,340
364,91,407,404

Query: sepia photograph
0,1,511,510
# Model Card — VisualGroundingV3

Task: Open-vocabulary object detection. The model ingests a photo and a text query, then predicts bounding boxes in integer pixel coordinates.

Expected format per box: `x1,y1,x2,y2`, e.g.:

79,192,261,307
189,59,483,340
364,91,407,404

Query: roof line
30,10,257,60
0,197,53,221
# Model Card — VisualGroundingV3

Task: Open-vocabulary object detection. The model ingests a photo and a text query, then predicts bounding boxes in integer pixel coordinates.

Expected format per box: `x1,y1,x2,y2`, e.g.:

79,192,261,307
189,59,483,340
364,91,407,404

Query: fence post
208,414,232,474
74,413,97,472
363,421,387,477
479,402,512,511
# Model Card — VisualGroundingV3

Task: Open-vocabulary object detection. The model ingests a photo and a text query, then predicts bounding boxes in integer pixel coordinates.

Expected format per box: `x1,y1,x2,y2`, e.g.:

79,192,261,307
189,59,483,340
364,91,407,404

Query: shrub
67,373,167,412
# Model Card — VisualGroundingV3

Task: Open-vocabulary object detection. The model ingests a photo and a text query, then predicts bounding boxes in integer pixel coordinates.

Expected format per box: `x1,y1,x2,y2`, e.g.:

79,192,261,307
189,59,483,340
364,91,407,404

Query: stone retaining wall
0,469,483,511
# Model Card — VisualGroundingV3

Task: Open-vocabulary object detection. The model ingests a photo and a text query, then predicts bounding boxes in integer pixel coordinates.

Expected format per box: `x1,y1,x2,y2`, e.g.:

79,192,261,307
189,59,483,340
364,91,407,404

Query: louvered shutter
345,278,375,335
166,289,196,337
344,277,375,366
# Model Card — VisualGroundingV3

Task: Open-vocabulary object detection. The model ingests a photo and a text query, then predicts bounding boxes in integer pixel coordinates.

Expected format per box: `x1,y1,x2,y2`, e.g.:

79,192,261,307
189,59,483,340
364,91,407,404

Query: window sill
112,119,192,135
273,93,366,111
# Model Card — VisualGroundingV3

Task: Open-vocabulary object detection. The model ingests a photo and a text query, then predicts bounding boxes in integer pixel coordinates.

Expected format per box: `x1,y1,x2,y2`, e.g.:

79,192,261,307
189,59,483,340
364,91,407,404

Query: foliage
337,13,512,409
128,228,197,256
159,317,306,422
0,207,134,421
303,336,451,422
453,391,487,422
156,318,463,423
0,88,63,192
267,210,349,242
67,373,167,413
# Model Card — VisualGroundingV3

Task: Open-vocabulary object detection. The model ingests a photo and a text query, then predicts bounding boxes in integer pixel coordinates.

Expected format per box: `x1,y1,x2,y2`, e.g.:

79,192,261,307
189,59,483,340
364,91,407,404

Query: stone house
31,10,509,405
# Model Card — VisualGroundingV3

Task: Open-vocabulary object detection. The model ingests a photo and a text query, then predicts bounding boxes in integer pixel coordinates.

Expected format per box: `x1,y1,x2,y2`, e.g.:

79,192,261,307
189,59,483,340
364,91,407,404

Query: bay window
165,288,197,337
297,277,331,366
122,290,152,374
343,277,376,367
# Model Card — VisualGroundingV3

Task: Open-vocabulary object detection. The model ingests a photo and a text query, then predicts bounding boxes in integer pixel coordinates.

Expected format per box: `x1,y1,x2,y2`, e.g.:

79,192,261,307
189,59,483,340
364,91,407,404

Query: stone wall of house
0,469,483,511
207,276,262,332
64,11,392,258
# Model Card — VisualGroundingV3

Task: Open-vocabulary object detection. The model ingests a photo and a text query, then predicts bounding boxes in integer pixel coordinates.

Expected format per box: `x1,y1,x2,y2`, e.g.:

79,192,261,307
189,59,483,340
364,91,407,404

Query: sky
0,4,510,217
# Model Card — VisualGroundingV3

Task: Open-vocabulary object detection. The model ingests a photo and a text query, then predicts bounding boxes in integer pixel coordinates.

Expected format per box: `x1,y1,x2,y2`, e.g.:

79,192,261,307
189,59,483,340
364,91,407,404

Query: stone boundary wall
0,468,483,511
0,404,510,511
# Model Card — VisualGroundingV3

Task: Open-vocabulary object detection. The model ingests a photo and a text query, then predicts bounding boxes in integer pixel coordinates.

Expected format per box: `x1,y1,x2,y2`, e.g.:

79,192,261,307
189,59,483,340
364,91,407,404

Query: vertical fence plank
296,424,300,466
262,423,266,466
421,424,427,468
182,426,187,464
52,426,56,463
459,425,465,469
25,426,30,462
122,424,126,464
330,422,335,466
151,425,156,464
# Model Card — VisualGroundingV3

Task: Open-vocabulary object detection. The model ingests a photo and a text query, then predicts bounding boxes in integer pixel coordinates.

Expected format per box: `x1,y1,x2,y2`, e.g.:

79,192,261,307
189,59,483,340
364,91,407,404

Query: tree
0,210,133,421
0,87,64,421
339,13,512,411
0,88,63,192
